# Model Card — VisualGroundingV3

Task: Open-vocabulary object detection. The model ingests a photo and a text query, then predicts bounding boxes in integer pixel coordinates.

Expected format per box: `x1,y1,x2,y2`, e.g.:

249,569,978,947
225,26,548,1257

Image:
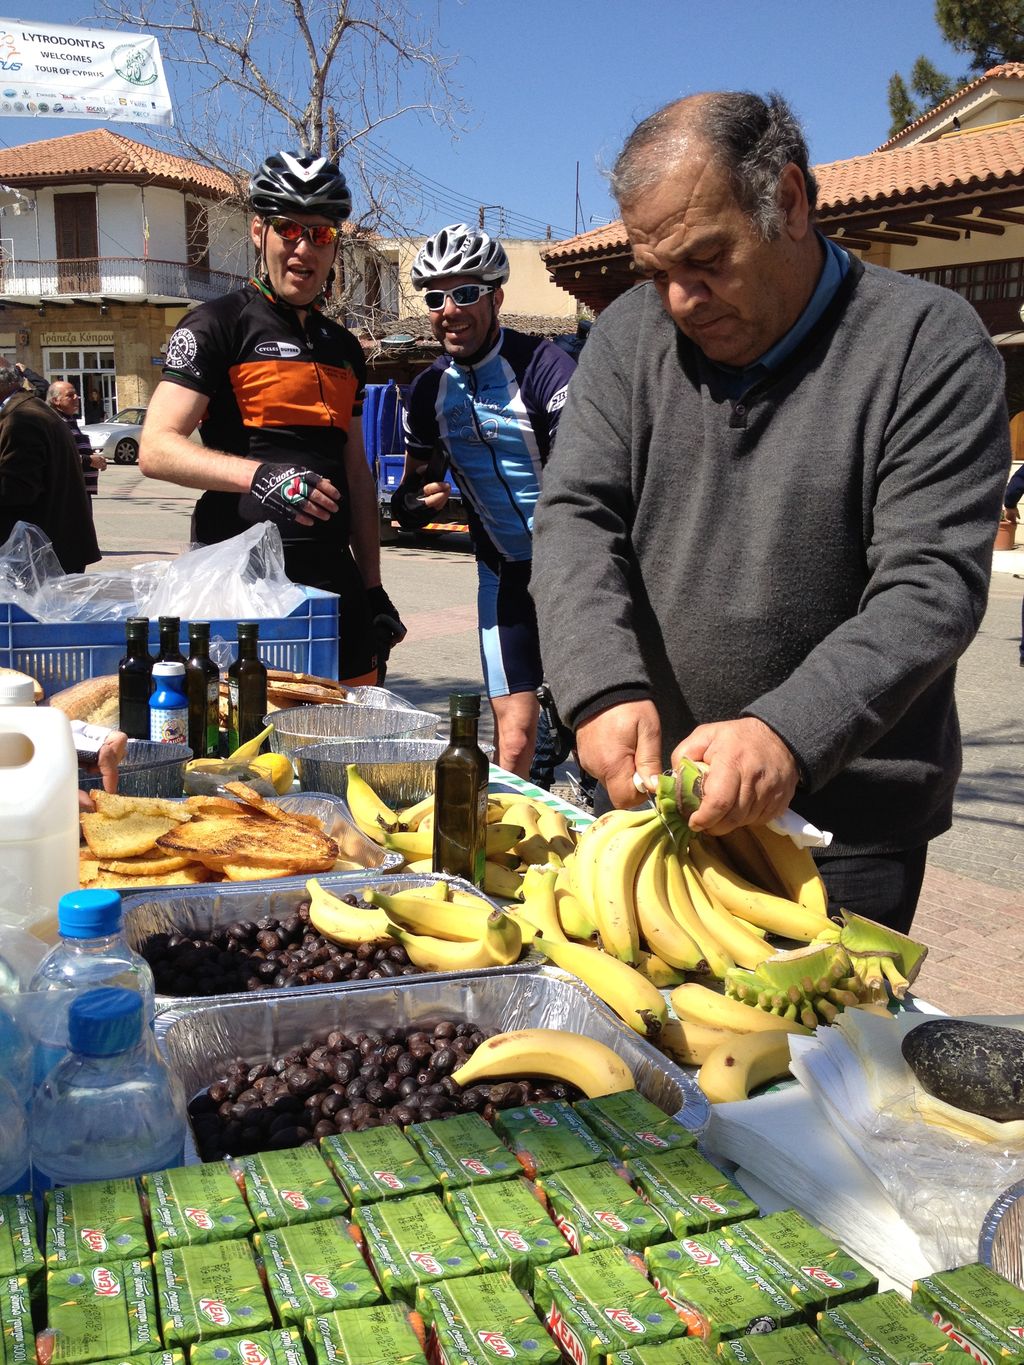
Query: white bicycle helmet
411,223,510,289
249,151,352,221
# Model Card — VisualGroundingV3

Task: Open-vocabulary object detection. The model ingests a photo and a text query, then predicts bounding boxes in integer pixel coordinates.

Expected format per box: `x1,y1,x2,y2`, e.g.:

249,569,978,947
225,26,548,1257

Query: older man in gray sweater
531,91,1010,931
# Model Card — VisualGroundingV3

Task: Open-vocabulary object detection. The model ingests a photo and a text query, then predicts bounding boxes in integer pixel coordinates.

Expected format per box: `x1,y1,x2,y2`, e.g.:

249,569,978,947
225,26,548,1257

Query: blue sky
1,1,966,239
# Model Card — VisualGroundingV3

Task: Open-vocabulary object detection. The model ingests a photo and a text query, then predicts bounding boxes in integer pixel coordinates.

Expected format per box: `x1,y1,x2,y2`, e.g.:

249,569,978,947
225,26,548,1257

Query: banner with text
0,20,173,125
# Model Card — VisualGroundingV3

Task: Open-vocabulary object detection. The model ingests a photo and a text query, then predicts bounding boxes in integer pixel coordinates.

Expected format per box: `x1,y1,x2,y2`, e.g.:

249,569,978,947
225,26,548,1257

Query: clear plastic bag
0,521,305,623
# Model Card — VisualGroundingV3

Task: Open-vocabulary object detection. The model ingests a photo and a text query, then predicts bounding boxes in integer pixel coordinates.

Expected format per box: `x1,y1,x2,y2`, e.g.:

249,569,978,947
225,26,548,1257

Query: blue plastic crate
0,587,339,697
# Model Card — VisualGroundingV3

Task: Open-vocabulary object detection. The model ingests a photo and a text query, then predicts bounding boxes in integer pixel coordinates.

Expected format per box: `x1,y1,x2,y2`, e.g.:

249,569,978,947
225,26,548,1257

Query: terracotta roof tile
0,128,237,196
544,118,1024,262
874,61,1024,150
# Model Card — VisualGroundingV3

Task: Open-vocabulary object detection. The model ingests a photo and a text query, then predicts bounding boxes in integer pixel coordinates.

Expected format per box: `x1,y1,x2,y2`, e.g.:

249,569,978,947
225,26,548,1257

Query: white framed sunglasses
423,283,496,311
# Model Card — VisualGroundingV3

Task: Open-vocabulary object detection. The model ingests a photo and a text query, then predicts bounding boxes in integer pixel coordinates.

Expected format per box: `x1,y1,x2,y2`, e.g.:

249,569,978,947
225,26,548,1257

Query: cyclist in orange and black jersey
140,151,406,686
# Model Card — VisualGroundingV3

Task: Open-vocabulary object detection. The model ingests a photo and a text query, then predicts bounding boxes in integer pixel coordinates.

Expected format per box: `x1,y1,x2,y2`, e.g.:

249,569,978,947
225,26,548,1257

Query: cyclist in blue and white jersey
395,224,577,779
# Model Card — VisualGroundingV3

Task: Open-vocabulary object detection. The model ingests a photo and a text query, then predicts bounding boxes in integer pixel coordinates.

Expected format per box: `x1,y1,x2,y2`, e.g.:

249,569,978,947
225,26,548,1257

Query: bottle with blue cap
27,889,155,1084
30,987,186,1188
0,1075,29,1194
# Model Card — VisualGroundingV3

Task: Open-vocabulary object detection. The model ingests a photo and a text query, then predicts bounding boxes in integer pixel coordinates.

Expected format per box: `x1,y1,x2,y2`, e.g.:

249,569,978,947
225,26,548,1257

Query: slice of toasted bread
220,861,296,881
81,810,186,859
156,809,337,872
97,851,195,875
92,792,192,823
85,864,216,889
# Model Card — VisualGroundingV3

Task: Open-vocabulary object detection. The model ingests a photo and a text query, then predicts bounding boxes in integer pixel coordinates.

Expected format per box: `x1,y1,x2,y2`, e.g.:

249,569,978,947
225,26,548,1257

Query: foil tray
121,871,540,1006
155,969,710,1163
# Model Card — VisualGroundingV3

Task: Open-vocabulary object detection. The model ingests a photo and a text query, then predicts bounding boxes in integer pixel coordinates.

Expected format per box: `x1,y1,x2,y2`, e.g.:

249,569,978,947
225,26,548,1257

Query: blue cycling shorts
476,536,543,699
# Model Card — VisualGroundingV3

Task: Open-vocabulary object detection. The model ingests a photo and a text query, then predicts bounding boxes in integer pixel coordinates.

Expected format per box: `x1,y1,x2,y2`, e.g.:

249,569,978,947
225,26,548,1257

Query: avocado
901,1019,1024,1122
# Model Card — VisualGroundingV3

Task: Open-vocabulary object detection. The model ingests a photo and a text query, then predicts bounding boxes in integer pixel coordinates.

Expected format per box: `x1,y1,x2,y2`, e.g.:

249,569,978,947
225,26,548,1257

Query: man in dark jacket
0,360,99,572
47,380,107,499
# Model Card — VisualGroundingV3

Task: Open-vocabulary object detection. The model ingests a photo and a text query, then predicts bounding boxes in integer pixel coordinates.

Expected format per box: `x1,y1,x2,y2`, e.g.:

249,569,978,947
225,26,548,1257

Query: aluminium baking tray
154,968,710,1165
121,870,540,1006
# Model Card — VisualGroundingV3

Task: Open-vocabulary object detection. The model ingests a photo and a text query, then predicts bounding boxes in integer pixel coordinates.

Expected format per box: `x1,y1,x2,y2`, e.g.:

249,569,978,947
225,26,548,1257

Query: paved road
89,465,1024,1014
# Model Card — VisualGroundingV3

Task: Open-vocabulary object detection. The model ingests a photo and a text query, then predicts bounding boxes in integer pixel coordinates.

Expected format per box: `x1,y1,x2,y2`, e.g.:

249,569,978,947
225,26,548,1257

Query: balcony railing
0,256,246,303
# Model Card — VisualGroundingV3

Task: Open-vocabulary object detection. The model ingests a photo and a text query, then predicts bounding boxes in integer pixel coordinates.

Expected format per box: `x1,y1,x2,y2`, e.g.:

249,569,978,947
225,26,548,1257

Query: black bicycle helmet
411,223,510,289
249,151,352,221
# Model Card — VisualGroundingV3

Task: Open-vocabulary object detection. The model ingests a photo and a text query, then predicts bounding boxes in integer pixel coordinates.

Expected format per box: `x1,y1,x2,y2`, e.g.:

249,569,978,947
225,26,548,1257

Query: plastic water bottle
27,890,156,1083
0,1000,31,1096
30,988,186,1189
0,1075,29,1194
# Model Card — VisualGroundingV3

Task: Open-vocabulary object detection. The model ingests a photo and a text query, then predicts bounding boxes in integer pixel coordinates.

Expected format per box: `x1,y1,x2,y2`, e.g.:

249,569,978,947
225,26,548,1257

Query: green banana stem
655,774,691,852
799,1003,819,1030
836,911,929,986
814,997,839,1025
880,956,910,999
825,987,861,1008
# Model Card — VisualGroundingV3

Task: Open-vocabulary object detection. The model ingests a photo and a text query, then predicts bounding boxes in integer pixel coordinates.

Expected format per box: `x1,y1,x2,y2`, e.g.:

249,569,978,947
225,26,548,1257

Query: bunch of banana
341,766,581,897
305,876,523,970
450,1027,636,1098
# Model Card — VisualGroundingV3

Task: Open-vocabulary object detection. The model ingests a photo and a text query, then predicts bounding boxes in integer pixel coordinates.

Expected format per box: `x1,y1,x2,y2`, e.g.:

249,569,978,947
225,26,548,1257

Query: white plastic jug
0,678,79,914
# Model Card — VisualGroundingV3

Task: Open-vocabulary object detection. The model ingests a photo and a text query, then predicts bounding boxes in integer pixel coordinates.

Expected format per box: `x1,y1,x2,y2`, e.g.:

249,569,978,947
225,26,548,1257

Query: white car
81,407,202,465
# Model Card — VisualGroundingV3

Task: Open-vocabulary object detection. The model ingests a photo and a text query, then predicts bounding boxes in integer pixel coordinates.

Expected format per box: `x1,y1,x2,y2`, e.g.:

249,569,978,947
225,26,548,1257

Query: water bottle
0,1075,29,1194
0,1000,31,1096
30,988,186,1189
27,890,156,1084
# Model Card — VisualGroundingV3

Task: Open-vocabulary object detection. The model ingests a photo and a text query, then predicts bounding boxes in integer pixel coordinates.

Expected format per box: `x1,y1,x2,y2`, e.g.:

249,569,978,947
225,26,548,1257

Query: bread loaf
47,674,120,726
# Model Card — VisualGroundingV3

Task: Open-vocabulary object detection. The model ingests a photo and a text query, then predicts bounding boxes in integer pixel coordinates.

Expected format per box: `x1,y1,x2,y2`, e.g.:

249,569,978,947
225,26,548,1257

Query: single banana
344,765,399,842
555,882,598,941
306,877,391,944
662,846,734,978
633,834,706,970
535,935,667,1037
383,822,525,861
450,1028,635,1098
383,879,448,902
670,982,811,1036
504,800,542,842
636,952,688,989
688,836,831,942
535,805,577,859
514,833,557,868
711,827,788,898
658,1016,736,1067
387,908,522,971
398,793,436,831
517,866,566,942
746,823,829,918
228,722,275,762
483,860,524,900
697,1030,794,1104
681,857,775,970
367,890,492,942
591,810,662,963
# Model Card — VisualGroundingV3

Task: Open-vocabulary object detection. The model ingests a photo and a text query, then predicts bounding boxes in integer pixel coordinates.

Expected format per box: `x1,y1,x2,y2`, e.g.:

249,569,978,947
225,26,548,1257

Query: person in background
394,223,576,780
77,728,128,812
13,361,47,400
139,150,405,686
84,385,104,425
0,359,99,573
1003,462,1024,666
530,90,1010,932
47,381,107,501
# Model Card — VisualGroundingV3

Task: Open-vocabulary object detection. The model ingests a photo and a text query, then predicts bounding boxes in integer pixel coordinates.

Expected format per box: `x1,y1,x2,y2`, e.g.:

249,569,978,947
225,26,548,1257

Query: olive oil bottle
227,622,268,752
185,621,220,758
432,692,489,887
118,616,154,740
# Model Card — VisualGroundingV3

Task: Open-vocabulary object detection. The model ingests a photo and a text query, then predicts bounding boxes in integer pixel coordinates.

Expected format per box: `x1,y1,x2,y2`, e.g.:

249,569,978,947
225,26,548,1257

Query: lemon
248,752,295,795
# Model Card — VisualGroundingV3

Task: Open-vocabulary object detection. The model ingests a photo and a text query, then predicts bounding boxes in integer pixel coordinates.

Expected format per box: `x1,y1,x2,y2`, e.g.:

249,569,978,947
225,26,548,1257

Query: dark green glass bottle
227,622,268,752
185,621,220,758
432,692,489,887
157,616,186,667
118,616,153,740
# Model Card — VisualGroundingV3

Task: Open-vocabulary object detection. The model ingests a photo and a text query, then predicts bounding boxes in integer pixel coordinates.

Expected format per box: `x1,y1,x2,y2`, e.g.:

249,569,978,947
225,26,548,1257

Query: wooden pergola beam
929,215,1005,235
854,227,920,246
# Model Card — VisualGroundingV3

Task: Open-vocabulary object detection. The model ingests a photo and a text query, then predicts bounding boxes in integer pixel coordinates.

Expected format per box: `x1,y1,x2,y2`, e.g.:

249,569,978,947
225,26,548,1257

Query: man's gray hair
46,380,69,403
0,358,23,394
610,91,818,242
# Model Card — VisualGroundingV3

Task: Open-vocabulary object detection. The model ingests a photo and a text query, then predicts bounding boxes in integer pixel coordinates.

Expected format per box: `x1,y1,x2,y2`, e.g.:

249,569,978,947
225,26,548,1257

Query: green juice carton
237,1150,346,1229
0,1196,42,1284
416,1269,559,1365
817,1290,957,1363
352,1193,480,1305
716,1323,839,1362
320,1128,440,1204
407,1114,519,1189
302,1304,428,1365
443,1178,571,1292
143,1164,253,1248
912,1262,1024,1363
188,1327,306,1365
644,1234,801,1345
626,1147,758,1238
721,1211,877,1318
92,1355,184,1365
254,1218,382,1324
152,1239,273,1349
45,1180,149,1268
489,1103,608,1179
536,1162,671,1254
532,1247,687,1364
45,1259,159,1365
573,1094,696,1162
0,1274,32,1365
608,1342,715,1364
